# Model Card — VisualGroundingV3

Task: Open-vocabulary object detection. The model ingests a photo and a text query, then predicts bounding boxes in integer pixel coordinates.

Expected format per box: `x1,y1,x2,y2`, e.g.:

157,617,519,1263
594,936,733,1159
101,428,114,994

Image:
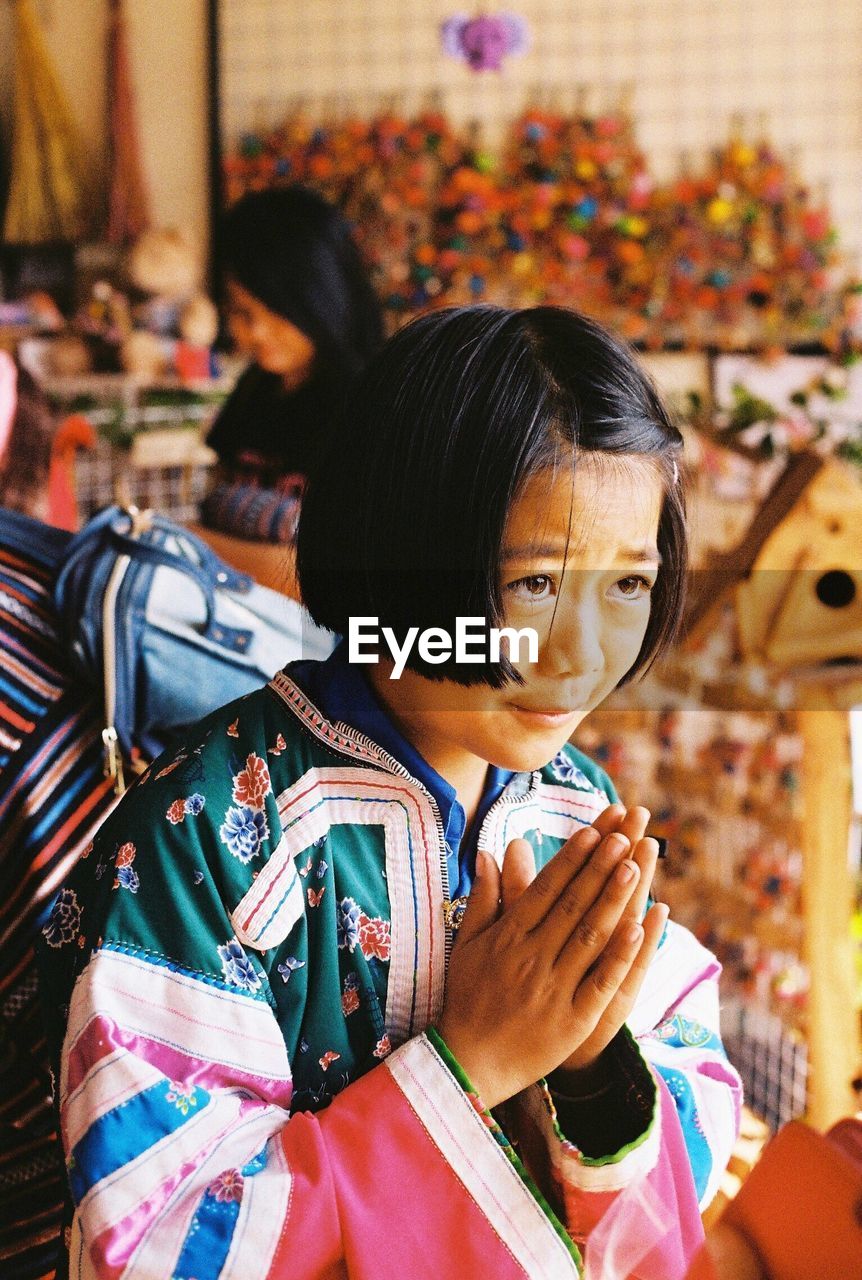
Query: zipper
101,551,132,795
269,674,540,966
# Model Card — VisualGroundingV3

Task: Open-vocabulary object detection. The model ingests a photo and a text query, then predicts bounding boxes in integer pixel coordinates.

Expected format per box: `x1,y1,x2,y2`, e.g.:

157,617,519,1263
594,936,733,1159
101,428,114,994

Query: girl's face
225,279,316,386
370,456,664,782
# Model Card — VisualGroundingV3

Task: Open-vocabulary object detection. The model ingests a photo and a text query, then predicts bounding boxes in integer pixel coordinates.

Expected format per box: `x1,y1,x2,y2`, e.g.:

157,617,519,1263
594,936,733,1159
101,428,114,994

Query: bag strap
106,525,254,653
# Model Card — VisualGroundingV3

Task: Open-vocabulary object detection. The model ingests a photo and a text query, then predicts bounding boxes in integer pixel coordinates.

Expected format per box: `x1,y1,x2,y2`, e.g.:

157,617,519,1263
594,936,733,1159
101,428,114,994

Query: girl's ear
0,352,17,465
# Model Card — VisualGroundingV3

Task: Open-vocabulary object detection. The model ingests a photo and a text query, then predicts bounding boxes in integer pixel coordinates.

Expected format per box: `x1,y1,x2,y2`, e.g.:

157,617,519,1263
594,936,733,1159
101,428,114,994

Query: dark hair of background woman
219,186,384,376
297,304,687,688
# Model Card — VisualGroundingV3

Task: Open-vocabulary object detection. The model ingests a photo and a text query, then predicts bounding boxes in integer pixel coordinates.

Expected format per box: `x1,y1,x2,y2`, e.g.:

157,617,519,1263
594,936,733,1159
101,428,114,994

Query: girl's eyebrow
502,542,662,565
619,546,663,566
502,542,570,560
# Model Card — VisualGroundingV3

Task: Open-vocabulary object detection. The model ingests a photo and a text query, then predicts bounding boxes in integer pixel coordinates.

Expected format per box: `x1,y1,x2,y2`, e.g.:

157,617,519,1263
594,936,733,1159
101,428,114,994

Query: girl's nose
539,592,604,679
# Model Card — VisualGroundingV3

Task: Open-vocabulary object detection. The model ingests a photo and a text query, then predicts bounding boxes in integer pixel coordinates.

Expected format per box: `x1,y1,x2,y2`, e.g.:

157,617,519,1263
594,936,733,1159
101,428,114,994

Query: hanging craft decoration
3,0,93,243
440,12,530,71
223,103,855,352
106,0,152,245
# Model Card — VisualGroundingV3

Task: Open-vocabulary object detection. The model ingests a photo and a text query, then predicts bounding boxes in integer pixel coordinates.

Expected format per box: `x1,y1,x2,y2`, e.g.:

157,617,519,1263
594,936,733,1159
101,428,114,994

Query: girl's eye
506,574,555,602
610,575,654,600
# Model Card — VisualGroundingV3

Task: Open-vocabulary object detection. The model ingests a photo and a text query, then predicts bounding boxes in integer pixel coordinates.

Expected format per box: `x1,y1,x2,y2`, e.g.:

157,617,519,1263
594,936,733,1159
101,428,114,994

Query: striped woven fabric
0,510,115,1280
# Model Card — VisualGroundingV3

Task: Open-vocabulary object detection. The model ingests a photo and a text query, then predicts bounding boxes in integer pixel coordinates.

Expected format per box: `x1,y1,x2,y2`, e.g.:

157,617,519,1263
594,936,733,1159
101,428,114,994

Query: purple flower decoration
217,938,261,991
115,865,140,894
336,897,362,952
184,793,206,816
551,750,599,791
441,11,530,71
219,805,268,863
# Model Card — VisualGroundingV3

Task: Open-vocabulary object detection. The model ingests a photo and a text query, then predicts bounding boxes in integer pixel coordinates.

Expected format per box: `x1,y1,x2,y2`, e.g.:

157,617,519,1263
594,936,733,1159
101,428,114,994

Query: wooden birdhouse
735,460,862,668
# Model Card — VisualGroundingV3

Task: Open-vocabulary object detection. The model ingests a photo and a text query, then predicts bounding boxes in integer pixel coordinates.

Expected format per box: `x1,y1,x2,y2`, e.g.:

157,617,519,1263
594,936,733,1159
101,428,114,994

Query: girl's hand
553,804,667,1081
437,823,647,1110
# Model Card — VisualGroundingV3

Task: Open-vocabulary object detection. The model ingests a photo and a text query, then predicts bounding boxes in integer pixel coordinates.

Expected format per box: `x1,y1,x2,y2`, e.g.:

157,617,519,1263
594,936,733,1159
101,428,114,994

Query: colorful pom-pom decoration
440,12,531,72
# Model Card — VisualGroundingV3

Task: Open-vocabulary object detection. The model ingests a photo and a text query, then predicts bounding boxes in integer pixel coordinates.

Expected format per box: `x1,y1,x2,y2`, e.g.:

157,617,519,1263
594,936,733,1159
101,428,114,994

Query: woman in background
200,185,384,577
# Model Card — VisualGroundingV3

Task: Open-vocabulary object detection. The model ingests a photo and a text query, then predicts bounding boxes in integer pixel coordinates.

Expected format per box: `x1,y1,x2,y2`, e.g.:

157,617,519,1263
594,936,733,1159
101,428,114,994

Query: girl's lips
509,704,580,726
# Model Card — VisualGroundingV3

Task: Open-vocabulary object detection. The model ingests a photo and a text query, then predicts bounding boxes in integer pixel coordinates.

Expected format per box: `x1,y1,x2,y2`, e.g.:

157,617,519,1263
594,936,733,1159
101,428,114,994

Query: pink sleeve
62,949,583,1279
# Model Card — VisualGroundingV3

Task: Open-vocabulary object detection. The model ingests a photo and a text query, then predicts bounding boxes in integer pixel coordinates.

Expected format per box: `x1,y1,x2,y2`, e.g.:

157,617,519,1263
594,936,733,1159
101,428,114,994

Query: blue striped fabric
0,508,115,1280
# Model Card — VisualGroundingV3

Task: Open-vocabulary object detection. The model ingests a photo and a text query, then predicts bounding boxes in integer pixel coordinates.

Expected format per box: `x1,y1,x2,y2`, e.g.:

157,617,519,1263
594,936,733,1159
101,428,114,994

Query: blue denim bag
53,505,334,790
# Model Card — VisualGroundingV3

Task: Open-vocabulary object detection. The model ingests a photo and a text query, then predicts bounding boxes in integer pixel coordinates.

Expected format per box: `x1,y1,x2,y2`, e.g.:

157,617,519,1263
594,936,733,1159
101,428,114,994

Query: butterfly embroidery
268,733,287,756
277,956,306,984
319,1050,340,1071
298,856,313,878
227,719,239,738
316,859,328,880
156,757,184,780
307,886,325,908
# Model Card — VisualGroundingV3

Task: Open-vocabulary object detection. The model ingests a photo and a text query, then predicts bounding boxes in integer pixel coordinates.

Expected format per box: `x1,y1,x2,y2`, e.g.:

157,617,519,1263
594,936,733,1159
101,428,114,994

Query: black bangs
297,305,687,686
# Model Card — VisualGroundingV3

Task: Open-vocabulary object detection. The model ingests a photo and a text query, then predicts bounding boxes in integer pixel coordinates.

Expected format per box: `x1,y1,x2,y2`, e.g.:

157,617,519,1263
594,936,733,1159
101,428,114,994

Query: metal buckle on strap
102,725,126,796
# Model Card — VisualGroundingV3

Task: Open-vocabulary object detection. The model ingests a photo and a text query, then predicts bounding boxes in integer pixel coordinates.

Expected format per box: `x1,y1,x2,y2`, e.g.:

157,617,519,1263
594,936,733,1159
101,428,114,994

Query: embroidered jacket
39,671,742,1280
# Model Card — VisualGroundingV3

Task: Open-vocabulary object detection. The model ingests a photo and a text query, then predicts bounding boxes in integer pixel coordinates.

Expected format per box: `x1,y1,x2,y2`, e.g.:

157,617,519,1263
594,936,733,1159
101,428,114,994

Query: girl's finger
609,901,669,1010
617,805,650,850
590,803,627,838
569,916,644,1032
506,824,603,931
456,851,502,946
501,838,536,913
550,852,641,974
625,835,660,924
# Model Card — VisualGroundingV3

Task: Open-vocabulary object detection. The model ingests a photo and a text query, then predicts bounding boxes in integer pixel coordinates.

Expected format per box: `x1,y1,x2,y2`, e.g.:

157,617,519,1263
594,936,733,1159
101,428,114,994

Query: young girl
39,306,741,1280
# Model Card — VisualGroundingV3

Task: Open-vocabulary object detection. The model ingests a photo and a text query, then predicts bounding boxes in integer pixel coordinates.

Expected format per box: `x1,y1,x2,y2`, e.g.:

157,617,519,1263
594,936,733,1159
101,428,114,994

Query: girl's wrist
431,1023,501,1109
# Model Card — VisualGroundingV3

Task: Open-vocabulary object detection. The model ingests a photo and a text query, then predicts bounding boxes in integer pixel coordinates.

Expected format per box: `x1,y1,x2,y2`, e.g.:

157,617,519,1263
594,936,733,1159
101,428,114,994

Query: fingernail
606,834,629,858
617,859,638,884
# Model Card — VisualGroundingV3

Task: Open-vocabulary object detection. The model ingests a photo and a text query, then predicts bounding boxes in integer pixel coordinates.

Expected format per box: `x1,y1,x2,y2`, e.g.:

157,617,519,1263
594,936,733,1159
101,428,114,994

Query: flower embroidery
166,798,187,825
115,842,136,868
232,753,270,810
207,1168,244,1203
550,750,598,790
220,805,268,863
319,1050,341,1071
357,913,391,962
165,1081,198,1115
277,956,306,984
341,973,360,1016
336,897,361,952
184,793,205,816
114,865,140,893
42,888,82,948
373,1035,392,1059
217,938,261,991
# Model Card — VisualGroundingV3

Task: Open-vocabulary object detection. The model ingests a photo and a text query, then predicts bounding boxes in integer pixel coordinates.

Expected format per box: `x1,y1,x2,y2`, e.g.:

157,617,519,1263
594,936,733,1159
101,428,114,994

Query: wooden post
798,708,860,1129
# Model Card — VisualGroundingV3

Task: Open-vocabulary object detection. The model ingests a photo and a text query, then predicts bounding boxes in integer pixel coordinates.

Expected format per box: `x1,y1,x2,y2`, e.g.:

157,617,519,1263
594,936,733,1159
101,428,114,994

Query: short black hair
297,305,686,686
220,186,383,377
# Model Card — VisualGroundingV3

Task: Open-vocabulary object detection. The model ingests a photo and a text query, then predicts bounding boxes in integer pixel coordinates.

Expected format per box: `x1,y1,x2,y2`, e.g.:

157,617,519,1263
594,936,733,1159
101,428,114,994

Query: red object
47,413,96,531
687,1119,862,1280
174,342,211,383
